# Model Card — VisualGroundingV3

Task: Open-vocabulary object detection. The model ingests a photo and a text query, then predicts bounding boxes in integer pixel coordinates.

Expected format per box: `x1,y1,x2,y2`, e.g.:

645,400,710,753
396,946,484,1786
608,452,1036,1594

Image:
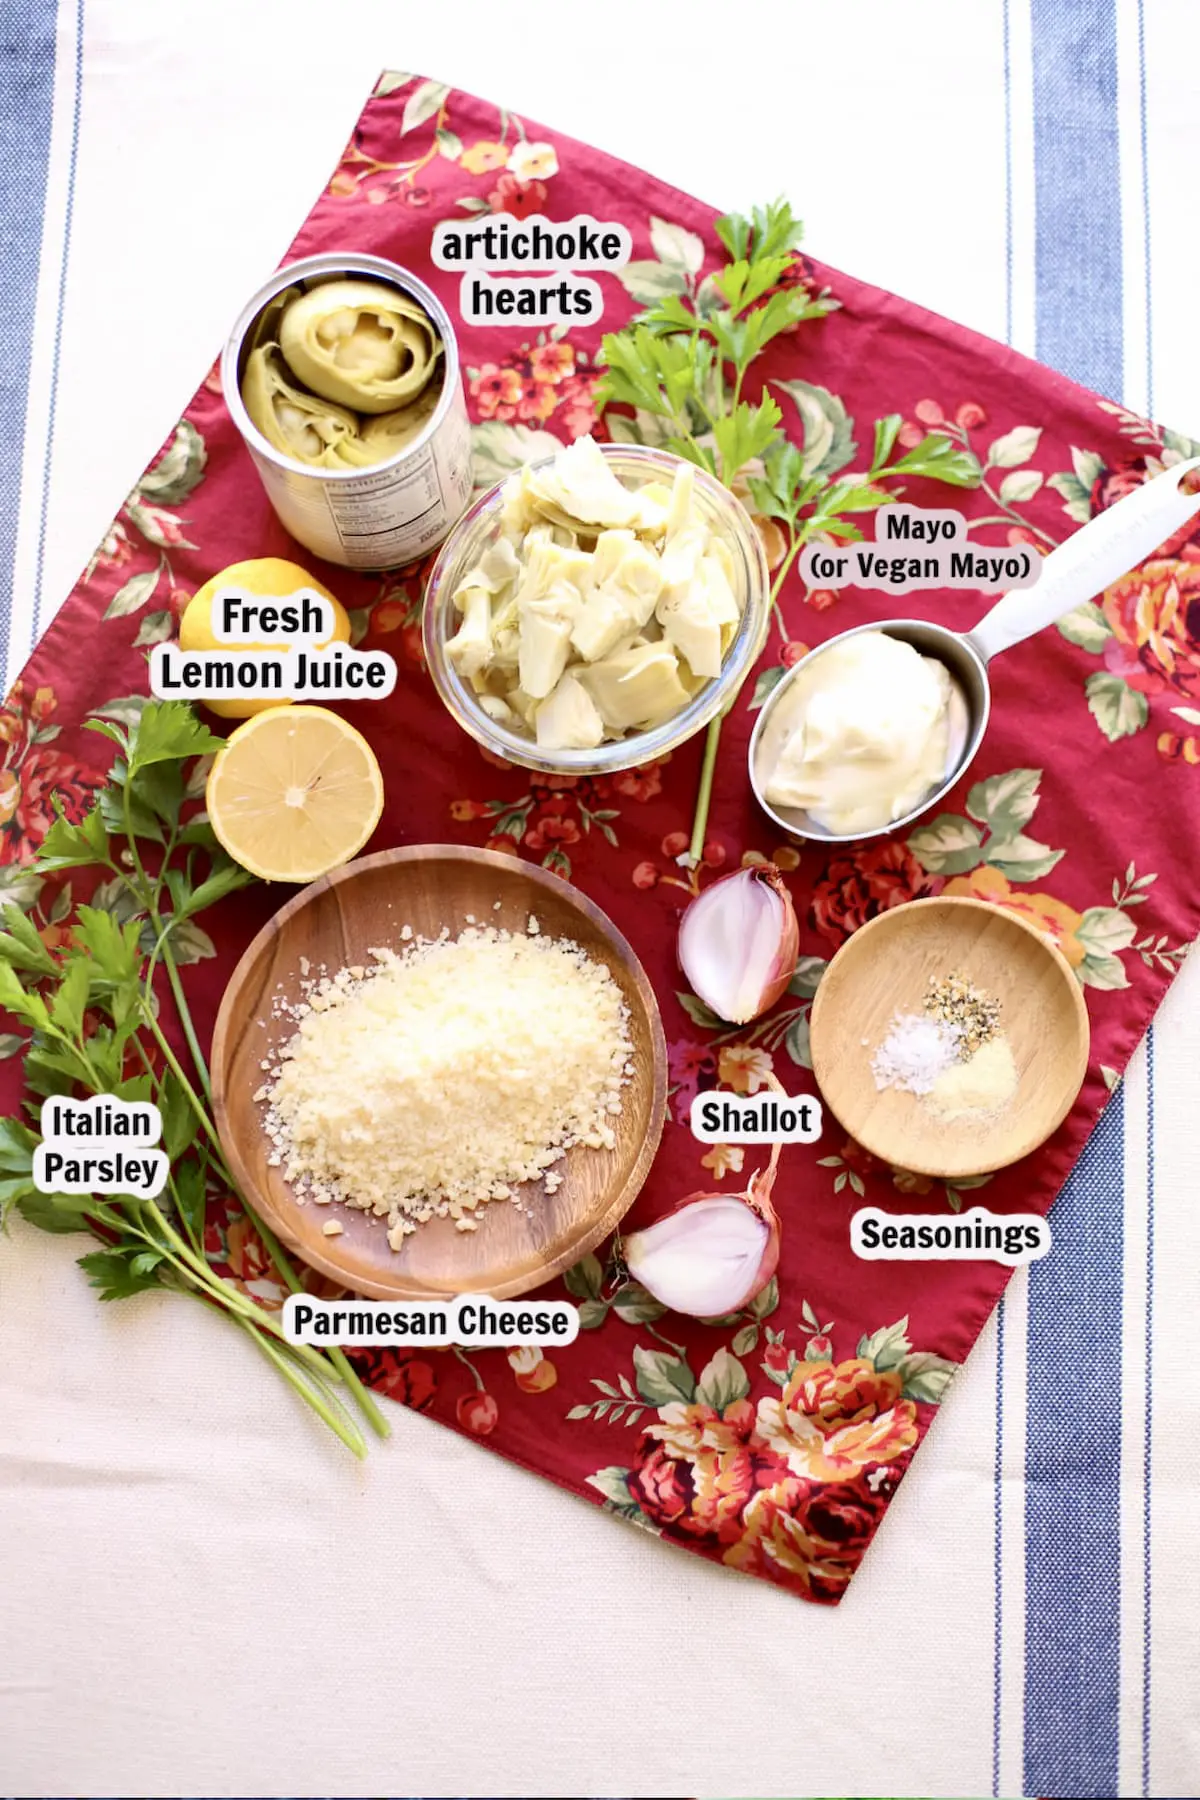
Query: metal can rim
220,251,463,483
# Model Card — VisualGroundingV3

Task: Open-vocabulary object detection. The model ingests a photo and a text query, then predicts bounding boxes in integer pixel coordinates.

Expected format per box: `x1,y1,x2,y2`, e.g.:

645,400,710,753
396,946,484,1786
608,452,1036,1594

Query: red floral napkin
5,73,1199,1607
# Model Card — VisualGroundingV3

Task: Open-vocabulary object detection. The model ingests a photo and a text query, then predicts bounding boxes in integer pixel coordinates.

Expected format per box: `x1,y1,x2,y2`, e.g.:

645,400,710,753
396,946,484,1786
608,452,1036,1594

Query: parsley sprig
0,700,388,1457
599,199,834,489
597,198,983,864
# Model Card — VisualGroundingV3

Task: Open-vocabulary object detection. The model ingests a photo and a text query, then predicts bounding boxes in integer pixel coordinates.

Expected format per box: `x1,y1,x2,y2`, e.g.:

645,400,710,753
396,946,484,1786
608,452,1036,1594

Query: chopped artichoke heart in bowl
440,437,753,752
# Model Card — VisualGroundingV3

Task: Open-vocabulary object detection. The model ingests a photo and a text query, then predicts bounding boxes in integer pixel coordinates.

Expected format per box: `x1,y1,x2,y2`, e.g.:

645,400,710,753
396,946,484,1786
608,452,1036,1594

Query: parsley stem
160,949,213,1106
48,1016,107,1095
130,1032,205,1256
164,1164,203,1258
150,819,181,912
137,996,389,1440
133,816,387,1429
137,1198,333,1375
139,1002,224,1158
768,534,804,611
683,532,804,866
121,783,156,910
686,717,723,868
139,908,213,1109
119,789,210,1104
246,1208,390,1440
235,1317,367,1459
125,1214,293,1348
123,725,384,1447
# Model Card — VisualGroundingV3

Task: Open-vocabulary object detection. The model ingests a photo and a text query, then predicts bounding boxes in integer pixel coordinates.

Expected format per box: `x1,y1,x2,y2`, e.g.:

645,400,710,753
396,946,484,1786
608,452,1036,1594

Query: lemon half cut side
206,704,384,882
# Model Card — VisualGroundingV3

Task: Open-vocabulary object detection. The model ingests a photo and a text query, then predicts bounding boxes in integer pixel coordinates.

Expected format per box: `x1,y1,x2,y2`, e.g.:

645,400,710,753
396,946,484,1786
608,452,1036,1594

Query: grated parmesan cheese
263,924,633,1249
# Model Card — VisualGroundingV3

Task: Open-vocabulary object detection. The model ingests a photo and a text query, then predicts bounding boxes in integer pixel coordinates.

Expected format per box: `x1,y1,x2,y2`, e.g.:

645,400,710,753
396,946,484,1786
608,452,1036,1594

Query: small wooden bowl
211,845,667,1299
808,897,1089,1179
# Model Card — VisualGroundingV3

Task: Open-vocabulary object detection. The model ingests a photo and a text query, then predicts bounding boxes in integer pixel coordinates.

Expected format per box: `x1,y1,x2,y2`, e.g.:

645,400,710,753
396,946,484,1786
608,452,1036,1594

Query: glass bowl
421,443,771,776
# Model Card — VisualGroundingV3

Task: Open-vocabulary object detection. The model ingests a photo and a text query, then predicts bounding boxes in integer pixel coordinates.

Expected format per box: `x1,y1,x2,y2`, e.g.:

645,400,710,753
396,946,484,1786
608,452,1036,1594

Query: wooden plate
211,845,667,1299
808,897,1089,1179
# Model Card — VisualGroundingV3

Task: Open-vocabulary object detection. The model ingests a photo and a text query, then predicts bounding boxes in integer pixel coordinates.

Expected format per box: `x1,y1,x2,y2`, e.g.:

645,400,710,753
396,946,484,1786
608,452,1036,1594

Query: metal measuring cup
748,455,1200,843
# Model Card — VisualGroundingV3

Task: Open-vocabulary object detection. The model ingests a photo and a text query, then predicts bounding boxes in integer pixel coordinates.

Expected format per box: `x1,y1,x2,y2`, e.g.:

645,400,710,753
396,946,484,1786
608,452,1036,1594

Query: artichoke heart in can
222,253,473,572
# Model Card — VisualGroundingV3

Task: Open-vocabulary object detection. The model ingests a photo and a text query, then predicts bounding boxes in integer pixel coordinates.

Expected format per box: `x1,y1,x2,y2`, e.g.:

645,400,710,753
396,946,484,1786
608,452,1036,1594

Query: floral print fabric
3,74,1200,1607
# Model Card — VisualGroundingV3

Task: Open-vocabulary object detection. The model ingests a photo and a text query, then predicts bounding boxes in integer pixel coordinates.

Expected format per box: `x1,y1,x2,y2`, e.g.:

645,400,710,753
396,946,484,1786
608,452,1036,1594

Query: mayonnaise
755,631,969,835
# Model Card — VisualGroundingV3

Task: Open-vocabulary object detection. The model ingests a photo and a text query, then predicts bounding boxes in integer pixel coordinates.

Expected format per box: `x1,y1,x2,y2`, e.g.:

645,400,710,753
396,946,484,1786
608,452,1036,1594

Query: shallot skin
744,1195,780,1299
676,863,800,1026
623,1139,784,1319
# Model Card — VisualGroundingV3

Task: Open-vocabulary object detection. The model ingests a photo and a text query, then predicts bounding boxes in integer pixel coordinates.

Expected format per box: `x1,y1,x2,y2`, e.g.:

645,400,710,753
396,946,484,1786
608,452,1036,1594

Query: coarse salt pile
260,921,633,1249
870,1012,961,1095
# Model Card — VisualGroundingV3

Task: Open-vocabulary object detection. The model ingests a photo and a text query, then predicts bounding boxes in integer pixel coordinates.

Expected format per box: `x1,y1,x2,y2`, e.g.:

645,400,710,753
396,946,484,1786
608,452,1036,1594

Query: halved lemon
206,705,384,882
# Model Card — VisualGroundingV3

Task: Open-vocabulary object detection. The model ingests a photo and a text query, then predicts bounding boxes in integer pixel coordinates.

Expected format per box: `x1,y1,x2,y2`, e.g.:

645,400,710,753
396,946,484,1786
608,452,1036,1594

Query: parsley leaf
14,1190,97,1235
712,398,783,487
886,431,984,487
0,963,50,1030
0,904,60,977
178,859,256,918
48,956,90,1039
37,803,110,872
71,906,143,989
127,701,223,772
77,1246,168,1301
0,1117,37,1175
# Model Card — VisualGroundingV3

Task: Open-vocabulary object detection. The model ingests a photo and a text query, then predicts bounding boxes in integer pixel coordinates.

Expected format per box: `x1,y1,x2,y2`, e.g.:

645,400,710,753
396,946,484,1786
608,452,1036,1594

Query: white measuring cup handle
967,454,1200,663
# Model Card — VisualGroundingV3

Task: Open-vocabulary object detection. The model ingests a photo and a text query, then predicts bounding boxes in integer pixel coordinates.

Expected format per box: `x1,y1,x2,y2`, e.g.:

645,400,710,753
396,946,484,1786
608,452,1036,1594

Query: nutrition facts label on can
321,400,473,568
251,381,474,572
326,449,444,563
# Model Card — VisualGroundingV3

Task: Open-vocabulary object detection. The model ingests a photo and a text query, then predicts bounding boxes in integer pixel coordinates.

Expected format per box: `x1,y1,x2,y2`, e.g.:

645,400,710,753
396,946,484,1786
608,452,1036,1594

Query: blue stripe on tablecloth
0,0,60,676
992,1290,1006,1799
1025,1092,1126,1799
1025,7,1125,1793
1031,0,1124,396
30,0,83,646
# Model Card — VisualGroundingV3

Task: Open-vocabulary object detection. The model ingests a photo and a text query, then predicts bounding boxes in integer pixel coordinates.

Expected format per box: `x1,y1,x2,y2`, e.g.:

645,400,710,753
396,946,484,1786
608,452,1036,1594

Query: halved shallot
623,1135,782,1319
677,863,799,1025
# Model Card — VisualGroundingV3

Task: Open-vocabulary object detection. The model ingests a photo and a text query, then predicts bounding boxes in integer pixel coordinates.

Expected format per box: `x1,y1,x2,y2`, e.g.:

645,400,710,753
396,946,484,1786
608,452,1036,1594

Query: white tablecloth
1,3,1198,1796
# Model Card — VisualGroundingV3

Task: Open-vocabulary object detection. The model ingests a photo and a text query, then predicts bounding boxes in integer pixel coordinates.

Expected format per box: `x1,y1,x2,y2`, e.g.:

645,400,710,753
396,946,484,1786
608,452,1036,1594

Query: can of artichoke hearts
221,252,473,571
